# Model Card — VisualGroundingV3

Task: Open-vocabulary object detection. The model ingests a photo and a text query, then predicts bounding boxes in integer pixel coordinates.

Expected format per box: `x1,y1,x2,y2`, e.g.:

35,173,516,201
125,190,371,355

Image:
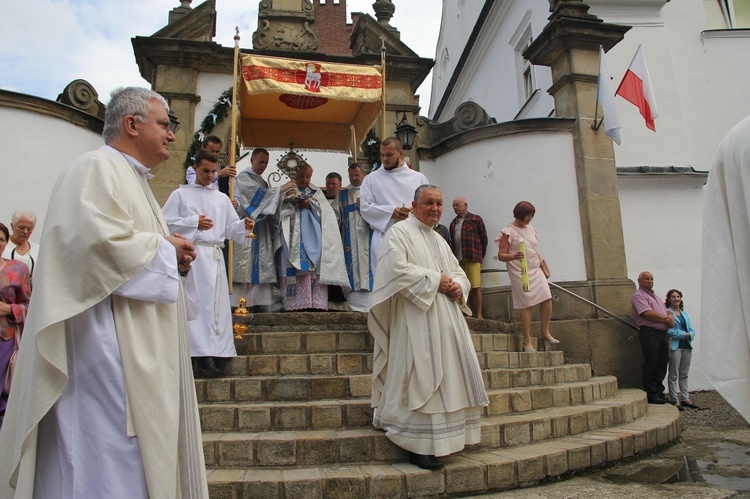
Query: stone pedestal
524,1,634,312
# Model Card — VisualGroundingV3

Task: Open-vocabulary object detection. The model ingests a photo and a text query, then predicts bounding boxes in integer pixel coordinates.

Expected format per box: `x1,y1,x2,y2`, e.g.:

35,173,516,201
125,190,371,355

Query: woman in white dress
495,201,559,352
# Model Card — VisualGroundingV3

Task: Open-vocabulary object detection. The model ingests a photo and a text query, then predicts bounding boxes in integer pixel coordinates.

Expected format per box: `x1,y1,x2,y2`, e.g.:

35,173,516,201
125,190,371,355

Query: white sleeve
113,237,179,303
186,166,196,184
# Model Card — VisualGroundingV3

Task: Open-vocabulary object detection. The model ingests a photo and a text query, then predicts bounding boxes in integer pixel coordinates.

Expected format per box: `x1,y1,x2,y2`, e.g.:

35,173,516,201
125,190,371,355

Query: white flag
597,46,621,145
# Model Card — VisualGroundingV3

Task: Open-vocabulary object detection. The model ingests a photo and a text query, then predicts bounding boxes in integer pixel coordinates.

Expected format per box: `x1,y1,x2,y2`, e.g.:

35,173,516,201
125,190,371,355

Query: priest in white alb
163,149,254,376
0,87,207,498
335,163,373,312
702,114,750,424
360,137,429,273
369,184,488,470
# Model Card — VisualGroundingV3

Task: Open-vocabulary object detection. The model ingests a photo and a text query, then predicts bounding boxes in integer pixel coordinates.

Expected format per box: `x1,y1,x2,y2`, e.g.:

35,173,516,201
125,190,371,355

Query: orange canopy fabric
239,54,383,152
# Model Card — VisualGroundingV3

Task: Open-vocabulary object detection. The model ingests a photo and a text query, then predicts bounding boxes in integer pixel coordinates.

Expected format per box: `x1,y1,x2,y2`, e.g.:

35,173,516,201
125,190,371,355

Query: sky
0,0,442,109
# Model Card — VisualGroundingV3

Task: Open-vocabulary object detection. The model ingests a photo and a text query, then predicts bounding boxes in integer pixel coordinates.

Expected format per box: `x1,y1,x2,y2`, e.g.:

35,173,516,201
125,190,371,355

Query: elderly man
2,210,39,280
0,87,207,498
276,164,349,311
450,197,488,319
360,137,428,272
335,163,373,312
631,271,674,404
369,184,488,470
232,148,296,310
163,149,254,376
702,115,750,423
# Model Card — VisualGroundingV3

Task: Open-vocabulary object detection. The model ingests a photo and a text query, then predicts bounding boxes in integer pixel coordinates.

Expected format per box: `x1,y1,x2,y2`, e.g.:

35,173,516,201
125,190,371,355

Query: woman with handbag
496,201,559,352
0,222,31,417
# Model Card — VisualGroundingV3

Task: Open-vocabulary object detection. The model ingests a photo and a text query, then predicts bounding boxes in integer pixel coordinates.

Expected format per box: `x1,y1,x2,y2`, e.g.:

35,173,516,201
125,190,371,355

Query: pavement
472,391,750,498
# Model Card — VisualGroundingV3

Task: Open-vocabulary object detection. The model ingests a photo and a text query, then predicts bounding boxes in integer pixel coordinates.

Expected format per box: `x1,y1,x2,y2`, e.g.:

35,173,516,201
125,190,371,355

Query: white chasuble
702,115,750,424
0,147,207,499
368,216,488,457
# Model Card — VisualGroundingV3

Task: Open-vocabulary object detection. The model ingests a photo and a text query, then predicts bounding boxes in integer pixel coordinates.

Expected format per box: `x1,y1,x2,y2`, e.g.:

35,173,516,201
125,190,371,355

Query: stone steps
197,377,618,432
211,349,566,378
205,396,680,499
195,364,593,407
233,329,532,357
201,385,636,469
199,312,680,497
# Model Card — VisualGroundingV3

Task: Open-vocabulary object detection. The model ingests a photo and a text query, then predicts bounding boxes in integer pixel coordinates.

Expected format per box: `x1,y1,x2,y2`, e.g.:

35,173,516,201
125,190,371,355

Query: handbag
540,259,551,279
3,325,21,395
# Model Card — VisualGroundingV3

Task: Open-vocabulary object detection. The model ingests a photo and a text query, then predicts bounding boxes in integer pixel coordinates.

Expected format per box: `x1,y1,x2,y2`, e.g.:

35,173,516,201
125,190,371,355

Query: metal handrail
483,266,640,331
547,281,640,331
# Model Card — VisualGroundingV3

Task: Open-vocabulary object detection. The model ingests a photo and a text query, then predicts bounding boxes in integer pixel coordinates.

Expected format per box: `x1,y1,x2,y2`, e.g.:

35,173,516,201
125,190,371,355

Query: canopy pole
350,125,357,162
380,37,387,141
228,27,241,294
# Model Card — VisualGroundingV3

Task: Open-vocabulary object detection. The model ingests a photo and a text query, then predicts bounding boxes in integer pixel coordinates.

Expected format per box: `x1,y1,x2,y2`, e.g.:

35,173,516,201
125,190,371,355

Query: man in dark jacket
450,197,488,319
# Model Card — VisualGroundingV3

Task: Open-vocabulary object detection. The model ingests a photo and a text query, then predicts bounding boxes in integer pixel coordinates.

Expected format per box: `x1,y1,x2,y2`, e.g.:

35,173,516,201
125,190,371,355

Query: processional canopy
239,54,383,152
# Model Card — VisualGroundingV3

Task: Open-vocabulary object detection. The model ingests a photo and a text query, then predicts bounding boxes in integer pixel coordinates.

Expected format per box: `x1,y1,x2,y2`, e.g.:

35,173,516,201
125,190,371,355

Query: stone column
525,0,633,315
150,65,202,205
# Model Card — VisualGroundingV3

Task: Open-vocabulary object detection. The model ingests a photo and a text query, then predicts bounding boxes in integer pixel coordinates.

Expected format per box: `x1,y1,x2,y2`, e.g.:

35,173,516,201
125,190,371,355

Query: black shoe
647,396,666,404
409,452,444,470
200,357,223,377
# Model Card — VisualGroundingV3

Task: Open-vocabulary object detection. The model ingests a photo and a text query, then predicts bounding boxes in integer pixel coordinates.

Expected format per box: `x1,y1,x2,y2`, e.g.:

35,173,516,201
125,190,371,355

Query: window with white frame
513,25,536,105
521,36,535,102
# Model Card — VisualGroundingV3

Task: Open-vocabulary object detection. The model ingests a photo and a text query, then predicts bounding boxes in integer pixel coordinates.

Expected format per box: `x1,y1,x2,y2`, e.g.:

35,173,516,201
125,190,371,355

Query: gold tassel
400,372,409,406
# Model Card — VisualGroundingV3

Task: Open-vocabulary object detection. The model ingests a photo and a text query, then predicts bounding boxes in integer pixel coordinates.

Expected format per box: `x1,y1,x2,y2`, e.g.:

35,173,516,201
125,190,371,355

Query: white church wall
195,72,355,190
435,0,555,124
588,0,750,171
430,0,487,117
420,130,587,288
618,175,709,390
0,106,103,243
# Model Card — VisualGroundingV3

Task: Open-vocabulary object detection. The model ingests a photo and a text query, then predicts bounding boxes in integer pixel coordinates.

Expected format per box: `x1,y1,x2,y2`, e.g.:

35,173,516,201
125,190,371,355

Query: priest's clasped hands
439,272,463,301
166,233,197,274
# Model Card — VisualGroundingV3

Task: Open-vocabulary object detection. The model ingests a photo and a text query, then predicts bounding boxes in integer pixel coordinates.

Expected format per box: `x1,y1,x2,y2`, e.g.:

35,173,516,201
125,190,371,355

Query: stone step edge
194,366,596,407
197,377,619,432
208,350,567,378
205,403,679,499
201,387,643,469
234,331,528,357
197,363,592,385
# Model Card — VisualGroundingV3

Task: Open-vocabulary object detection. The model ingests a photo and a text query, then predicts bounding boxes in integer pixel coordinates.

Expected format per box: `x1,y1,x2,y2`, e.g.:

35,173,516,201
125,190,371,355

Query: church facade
419,0,750,390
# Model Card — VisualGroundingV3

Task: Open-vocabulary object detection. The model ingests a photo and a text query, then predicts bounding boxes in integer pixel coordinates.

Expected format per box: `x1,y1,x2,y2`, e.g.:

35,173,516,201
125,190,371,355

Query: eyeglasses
133,113,179,133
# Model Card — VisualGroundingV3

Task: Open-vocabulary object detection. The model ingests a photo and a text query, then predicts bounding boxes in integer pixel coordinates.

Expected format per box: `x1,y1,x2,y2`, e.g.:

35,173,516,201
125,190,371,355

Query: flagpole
380,37,387,140
592,96,602,131
228,26,240,294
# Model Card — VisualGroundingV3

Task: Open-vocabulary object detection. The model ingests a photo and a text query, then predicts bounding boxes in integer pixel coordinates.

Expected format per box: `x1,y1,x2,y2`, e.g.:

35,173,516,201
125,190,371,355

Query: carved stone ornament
373,0,395,25
56,79,105,119
252,0,319,52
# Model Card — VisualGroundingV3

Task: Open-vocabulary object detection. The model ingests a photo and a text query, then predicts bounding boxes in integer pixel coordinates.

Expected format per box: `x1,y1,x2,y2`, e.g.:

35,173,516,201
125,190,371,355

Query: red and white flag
615,45,659,131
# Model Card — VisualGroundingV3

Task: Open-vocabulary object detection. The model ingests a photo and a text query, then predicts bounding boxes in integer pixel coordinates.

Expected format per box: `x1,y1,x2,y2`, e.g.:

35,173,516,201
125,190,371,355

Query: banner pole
228,27,240,294
381,37,387,141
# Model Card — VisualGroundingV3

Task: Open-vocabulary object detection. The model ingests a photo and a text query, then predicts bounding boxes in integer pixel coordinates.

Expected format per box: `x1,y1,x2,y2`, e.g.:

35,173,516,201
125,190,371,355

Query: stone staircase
198,312,680,498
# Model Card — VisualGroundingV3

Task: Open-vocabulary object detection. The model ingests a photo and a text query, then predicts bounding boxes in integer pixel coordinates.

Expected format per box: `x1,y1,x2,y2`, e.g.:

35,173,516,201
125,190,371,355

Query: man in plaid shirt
450,197,488,319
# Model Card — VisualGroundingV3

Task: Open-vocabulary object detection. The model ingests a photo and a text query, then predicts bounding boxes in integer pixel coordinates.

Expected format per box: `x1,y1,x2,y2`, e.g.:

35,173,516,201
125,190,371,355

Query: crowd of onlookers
0,211,36,421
